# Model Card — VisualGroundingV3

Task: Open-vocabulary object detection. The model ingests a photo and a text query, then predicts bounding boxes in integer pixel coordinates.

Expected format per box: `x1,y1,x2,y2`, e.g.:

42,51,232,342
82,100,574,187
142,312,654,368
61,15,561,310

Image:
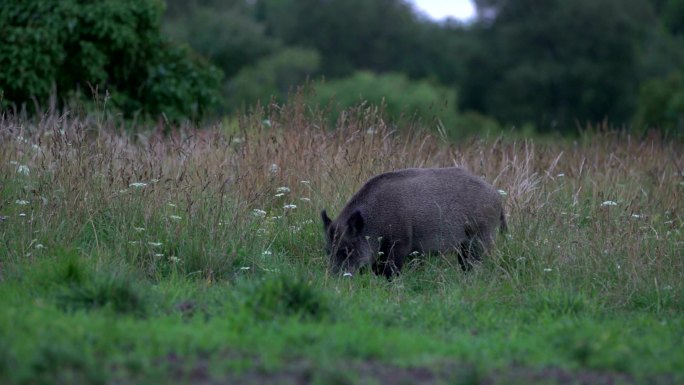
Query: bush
224,47,320,111
0,0,221,120
634,71,684,137
309,71,460,133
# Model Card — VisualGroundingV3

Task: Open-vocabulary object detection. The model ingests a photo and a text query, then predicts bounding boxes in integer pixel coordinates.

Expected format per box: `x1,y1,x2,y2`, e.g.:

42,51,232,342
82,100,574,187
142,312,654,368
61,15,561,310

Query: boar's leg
458,224,489,271
371,239,408,279
458,239,484,271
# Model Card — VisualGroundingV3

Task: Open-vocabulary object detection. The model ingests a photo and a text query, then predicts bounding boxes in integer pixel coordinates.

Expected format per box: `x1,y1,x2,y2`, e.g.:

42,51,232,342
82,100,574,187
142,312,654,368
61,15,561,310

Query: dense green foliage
635,70,684,136
160,0,684,135
463,0,642,130
225,48,320,111
309,72,458,128
3,0,684,134
0,0,221,119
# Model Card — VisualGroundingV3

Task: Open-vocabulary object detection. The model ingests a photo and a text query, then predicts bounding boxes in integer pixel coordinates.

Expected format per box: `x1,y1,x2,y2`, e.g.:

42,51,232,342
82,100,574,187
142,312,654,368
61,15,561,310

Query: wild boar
321,167,507,278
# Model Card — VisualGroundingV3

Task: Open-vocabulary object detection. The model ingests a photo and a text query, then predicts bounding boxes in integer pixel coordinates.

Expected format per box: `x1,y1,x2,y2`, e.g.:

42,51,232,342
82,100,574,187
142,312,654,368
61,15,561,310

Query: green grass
1,254,682,384
1,106,683,384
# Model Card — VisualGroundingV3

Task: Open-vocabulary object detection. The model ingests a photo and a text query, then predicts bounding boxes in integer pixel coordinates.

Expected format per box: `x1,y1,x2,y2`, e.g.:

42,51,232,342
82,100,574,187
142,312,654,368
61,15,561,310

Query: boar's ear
321,210,332,230
347,210,364,235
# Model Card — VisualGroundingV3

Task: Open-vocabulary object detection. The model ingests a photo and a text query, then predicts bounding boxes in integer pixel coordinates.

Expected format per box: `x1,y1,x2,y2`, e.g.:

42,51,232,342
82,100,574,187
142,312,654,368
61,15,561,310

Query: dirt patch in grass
158,354,674,385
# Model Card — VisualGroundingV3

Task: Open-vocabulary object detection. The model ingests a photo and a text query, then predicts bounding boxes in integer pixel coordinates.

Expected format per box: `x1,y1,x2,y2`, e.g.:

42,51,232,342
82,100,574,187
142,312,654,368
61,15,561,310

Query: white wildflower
150,178,160,183
299,197,311,202
232,137,243,144
543,268,553,272
19,213,27,217
253,209,267,217
134,227,145,232
32,144,41,152
498,189,507,196
17,165,30,175
289,226,301,233
154,253,164,257
169,215,182,220
262,250,272,256
35,244,45,250
263,119,272,127
275,193,285,197
301,219,314,225
10,161,18,165
269,163,278,174
600,200,618,207
168,256,181,264
343,272,353,277
167,203,177,207
283,204,297,210
15,200,29,205
276,187,290,193
366,127,377,135
148,242,163,247
129,182,147,188
556,173,565,177
631,214,642,219
240,266,251,270
119,189,128,194
300,180,311,185
129,241,139,245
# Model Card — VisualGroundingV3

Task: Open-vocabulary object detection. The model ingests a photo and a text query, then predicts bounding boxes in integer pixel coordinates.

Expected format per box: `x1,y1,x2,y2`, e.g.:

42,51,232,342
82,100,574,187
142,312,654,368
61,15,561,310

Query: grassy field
1,104,683,384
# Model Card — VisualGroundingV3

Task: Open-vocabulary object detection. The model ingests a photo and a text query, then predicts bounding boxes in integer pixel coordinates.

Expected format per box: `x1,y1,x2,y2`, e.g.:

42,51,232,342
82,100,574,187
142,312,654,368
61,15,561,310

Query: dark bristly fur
321,167,507,278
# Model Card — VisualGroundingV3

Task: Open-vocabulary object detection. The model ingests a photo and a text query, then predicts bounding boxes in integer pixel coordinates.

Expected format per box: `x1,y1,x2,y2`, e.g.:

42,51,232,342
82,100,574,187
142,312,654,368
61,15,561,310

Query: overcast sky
409,0,475,21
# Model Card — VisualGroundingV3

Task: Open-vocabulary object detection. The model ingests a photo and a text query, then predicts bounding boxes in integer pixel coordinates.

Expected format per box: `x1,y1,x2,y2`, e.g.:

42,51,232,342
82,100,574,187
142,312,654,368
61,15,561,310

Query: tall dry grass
1,103,682,310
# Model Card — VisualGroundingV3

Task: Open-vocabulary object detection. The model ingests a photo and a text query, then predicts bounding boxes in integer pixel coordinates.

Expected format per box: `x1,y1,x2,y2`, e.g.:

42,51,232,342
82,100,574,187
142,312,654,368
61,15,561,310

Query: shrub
224,47,320,111
308,71,460,133
634,71,684,137
0,0,221,120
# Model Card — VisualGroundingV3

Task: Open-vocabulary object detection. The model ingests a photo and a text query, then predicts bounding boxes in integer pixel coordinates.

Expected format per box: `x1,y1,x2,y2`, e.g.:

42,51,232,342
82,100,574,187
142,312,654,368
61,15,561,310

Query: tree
0,0,221,120
163,4,280,80
255,0,423,77
463,0,650,132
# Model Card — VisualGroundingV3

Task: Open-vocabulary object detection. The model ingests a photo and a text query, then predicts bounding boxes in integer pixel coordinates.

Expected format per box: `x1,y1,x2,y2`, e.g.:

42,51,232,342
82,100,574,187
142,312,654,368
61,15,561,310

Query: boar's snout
327,246,355,275
322,210,372,276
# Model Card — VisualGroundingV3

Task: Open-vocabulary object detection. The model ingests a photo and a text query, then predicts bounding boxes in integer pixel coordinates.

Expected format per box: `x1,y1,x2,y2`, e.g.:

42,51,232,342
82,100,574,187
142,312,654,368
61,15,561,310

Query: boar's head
321,209,372,275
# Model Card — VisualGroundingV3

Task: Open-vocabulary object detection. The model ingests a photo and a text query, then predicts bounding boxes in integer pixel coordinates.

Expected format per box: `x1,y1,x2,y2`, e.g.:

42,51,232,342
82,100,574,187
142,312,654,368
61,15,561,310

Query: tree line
2,0,683,136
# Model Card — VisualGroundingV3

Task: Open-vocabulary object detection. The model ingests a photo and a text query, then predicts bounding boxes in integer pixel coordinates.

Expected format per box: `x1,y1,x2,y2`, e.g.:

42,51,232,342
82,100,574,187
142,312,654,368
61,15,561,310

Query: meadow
1,103,683,384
